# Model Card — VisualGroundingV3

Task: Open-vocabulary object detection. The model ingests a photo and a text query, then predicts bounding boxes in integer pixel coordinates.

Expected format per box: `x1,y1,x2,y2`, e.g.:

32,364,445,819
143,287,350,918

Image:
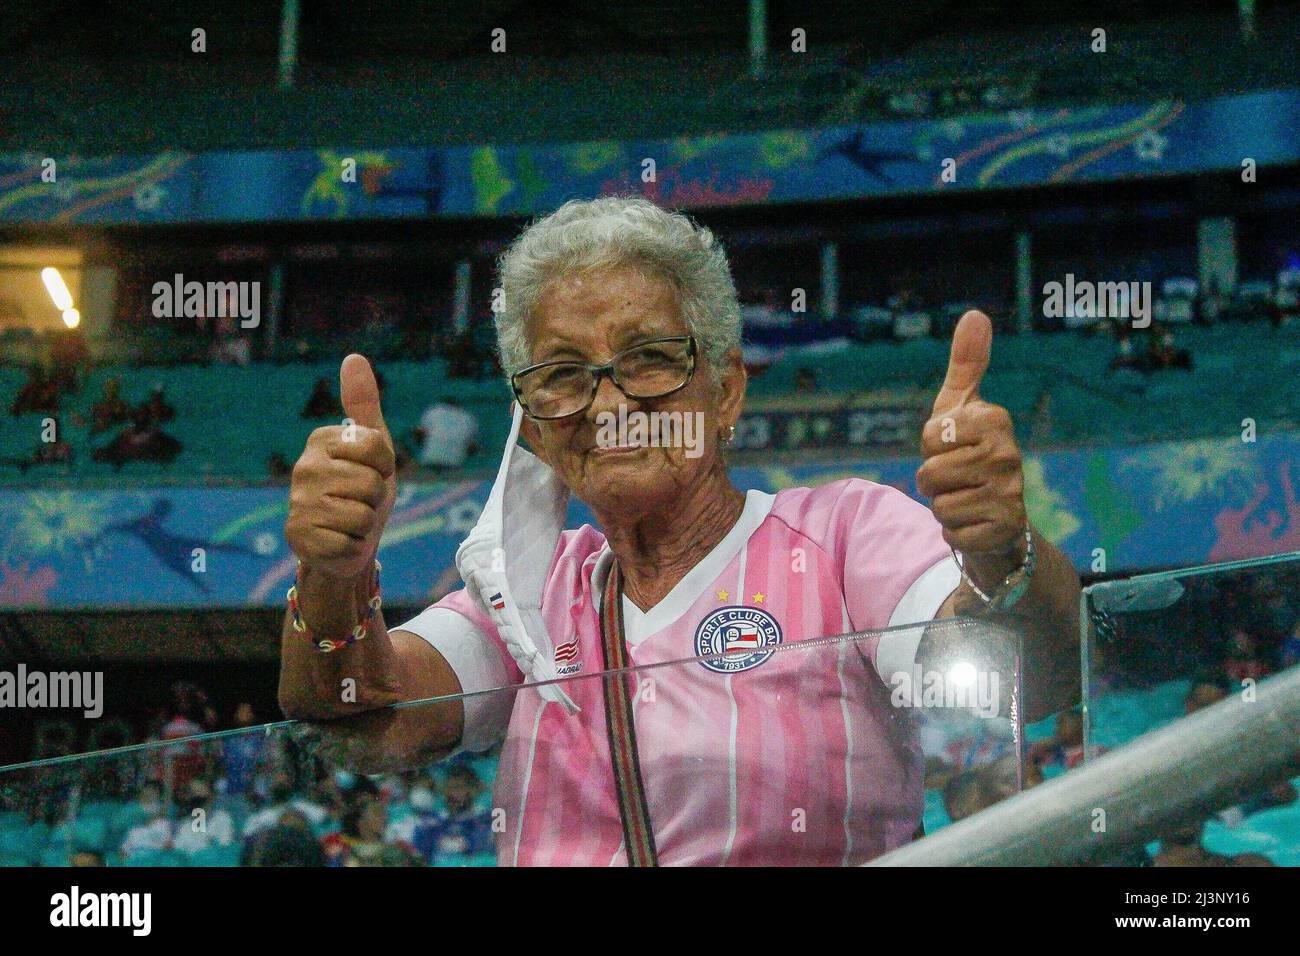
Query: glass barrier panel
1081,551,1300,866
0,616,1023,866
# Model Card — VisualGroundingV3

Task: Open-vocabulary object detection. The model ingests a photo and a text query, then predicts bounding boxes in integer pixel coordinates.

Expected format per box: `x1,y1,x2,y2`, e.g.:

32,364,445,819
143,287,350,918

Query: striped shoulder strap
598,559,659,867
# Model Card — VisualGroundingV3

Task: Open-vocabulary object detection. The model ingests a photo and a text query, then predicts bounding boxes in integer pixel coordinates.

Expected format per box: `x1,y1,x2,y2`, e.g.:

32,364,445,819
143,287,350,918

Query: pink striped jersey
398,478,960,866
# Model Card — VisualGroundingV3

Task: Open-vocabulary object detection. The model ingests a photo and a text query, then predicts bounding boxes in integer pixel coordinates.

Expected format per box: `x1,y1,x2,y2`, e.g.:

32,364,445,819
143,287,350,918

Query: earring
722,424,736,445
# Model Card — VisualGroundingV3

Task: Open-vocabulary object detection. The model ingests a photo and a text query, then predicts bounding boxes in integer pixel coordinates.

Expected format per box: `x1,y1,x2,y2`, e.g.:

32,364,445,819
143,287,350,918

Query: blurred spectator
155,681,216,795
1198,278,1224,325
211,287,253,366
171,777,236,854
417,396,479,469
1030,390,1053,446
1224,628,1269,686
323,790,421,867
446,317,497,379
1281,620,1300,670
888,285,932,340
70,850,105,867
1109,328,1141,372
119,781,173,858
417,765,494,863
887,285,920,313
136,385,176,426
385,776,440,857
740,287,792,330
1232,779,1299,819
941,769,985,823
1153,819,1272,867
1148,327,1192,371
244,772,329,837
10,364,60,415
1028,709,1101,773
18,420,75,471
242,808,326,867
92,407,183,468
793,367,818,395
1185,680,1227,715
267,451,292,479
301,377,343,419
49,326,90,393
940,755,1038,824
90,378,133,434
220,702,265,800
1110,323,1193,374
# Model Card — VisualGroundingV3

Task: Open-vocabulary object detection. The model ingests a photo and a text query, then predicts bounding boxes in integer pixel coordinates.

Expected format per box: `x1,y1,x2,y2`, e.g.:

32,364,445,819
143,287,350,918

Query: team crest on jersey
553,637,581,676
695,606,782,673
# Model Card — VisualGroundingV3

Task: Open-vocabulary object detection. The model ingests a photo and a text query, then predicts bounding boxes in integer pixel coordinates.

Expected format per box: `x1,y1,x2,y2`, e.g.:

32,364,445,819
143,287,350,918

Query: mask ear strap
483,403,526,513
455,402,578,713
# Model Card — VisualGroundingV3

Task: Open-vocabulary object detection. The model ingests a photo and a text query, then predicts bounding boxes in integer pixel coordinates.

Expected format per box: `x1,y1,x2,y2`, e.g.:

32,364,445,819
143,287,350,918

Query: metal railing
869,663,1300,865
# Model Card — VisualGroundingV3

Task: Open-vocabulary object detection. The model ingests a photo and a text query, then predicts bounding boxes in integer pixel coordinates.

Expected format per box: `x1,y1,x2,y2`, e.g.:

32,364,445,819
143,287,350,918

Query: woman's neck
600,466,746,612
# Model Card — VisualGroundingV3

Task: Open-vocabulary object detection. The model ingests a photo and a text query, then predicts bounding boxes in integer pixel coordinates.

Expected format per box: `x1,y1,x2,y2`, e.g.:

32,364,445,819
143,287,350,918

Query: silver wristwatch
952,527,1036,612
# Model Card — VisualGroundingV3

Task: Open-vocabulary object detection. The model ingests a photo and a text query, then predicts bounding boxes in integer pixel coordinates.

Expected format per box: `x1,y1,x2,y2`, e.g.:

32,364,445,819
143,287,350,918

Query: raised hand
915,310,1028,574
285,354,398,580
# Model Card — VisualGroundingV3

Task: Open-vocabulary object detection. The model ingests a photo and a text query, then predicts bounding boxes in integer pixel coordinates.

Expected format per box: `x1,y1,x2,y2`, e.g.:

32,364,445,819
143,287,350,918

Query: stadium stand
3,6,1298,154
3,319,1298,484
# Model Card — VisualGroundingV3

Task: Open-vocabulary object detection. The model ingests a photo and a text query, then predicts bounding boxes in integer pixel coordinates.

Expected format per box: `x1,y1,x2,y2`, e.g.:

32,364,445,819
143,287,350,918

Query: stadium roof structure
1,0,1296,153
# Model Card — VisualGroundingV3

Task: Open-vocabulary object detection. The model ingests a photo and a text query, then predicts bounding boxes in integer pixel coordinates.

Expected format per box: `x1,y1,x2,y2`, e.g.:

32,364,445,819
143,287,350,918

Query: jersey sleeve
394,588,524,754
826,478,958,629
829,479,961,682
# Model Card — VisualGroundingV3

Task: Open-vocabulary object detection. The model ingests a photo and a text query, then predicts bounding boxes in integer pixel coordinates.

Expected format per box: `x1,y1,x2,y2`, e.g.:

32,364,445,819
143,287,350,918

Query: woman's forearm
942,528,1082,722
277,561,405,720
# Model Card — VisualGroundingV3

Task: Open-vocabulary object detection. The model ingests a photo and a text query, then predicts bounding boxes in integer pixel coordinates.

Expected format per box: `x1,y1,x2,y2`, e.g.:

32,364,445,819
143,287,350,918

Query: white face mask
455,404,578,713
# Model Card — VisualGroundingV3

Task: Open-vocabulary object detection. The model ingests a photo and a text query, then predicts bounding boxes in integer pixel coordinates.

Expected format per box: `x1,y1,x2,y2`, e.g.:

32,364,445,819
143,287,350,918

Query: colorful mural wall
2,89,1297,225
1,431,1296,610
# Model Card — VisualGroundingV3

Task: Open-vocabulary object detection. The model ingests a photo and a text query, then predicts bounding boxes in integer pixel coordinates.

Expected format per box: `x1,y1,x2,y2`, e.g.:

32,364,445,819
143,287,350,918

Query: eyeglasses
510,335,697,420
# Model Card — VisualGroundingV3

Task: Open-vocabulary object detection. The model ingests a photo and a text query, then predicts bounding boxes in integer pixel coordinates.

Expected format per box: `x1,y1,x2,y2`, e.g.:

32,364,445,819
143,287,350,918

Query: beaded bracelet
287,560,383,653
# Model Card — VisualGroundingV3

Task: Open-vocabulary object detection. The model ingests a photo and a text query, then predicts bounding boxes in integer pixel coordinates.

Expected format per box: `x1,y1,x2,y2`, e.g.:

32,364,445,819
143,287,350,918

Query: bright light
947,660,978,688
41,267,74,311
62,309,81,329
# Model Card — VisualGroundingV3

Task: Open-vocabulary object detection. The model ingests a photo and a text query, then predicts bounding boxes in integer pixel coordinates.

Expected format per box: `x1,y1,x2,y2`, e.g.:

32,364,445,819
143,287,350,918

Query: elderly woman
280,196,1081,866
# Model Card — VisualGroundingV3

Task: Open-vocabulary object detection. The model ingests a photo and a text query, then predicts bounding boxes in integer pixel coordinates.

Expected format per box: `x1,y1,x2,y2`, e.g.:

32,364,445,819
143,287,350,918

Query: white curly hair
494,195,742,384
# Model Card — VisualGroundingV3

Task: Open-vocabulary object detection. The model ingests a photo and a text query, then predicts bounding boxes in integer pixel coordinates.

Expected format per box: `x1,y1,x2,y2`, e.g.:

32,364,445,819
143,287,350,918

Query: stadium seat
0,822,47,866
52,814,113,846
1156,277,1197,324
186,843,241,867
39,845,71,867
922,787,952,834
122,848,189,867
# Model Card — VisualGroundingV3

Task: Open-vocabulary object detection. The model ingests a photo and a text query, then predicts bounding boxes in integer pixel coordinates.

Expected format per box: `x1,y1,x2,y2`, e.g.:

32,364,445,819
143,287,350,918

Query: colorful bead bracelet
287,560,382,653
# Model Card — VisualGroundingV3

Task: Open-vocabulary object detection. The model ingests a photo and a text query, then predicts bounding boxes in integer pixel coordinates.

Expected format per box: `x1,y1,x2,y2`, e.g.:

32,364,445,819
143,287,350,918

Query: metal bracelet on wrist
951,527,1035,612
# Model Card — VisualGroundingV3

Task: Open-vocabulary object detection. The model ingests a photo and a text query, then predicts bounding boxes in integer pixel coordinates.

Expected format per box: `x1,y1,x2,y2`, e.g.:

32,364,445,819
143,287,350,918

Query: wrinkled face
519,266,745,516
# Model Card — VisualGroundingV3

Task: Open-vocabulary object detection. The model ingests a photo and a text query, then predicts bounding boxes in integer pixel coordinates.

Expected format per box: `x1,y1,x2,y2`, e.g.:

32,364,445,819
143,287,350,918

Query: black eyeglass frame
510,335,698,421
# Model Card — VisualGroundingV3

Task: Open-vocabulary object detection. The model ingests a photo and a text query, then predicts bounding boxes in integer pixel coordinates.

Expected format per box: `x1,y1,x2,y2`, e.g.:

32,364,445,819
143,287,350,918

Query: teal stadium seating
3,324,1298,485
